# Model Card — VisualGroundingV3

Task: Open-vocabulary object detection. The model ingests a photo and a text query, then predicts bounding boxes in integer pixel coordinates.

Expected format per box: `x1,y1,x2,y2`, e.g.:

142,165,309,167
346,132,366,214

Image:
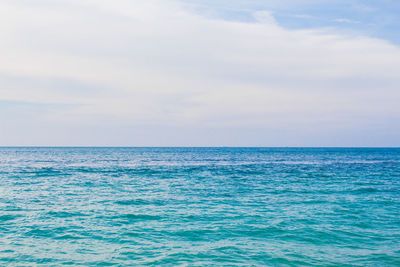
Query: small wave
25,229,55,238
46,211,88,218
54,234,83,240
0,214,20,222
124,214,162,221
115,199,164,206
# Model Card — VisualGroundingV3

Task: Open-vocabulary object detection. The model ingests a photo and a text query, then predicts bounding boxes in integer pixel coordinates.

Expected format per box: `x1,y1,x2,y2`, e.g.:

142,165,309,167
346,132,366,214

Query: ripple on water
0,147,399,265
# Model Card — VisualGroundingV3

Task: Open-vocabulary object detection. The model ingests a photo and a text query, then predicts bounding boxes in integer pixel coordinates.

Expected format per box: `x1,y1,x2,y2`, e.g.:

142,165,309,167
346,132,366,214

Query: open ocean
0,147,399,266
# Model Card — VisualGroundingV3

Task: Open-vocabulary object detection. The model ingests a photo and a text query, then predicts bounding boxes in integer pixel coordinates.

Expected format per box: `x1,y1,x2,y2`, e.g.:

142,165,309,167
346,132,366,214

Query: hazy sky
1,0,399,146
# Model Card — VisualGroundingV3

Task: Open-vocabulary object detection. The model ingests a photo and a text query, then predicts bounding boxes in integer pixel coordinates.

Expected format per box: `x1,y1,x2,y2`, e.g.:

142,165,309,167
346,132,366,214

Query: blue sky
183,0,400,44
0,0,399,146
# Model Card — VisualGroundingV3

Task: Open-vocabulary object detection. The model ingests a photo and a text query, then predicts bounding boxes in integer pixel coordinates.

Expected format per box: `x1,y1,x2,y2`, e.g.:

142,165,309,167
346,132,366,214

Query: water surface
0,147,399,265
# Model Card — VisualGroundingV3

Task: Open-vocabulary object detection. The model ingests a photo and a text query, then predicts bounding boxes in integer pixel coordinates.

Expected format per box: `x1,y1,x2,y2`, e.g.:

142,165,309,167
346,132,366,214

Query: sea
0,147,399,266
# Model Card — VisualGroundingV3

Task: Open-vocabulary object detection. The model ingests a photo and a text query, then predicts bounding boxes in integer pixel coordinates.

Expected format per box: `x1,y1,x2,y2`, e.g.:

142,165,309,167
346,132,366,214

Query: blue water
0,147,399,266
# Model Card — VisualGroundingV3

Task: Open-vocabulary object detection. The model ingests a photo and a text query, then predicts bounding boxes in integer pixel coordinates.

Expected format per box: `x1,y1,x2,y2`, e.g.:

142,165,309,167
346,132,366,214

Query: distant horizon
1,146,399,148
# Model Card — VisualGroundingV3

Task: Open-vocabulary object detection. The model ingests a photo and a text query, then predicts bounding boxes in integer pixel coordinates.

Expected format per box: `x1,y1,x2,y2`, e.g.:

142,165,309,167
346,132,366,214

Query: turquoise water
0,147,399,266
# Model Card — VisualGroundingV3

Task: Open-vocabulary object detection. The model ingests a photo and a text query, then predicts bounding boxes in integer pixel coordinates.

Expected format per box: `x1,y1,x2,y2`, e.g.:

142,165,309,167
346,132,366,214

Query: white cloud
0,0,399,145
334,18,360,24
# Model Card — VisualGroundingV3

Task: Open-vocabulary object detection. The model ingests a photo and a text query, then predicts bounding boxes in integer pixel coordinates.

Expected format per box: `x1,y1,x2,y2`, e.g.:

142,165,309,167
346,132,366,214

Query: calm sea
0,147,399,266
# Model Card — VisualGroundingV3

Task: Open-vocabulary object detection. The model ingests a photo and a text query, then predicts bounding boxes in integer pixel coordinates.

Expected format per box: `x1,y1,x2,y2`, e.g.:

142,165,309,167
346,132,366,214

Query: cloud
252,11,278,24
334,18,360,24
0,0,399,145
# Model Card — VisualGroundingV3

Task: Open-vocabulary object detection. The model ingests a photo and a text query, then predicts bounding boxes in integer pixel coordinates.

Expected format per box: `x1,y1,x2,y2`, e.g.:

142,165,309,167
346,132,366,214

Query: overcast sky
1,0,399,146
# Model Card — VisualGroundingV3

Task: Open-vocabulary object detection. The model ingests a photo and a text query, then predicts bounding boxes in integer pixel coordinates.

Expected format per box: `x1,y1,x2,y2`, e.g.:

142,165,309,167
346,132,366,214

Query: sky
0,0,399,146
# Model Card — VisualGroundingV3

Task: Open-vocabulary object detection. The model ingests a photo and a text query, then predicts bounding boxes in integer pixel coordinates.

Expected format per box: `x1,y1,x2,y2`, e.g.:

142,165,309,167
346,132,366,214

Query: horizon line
0,146,399,148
